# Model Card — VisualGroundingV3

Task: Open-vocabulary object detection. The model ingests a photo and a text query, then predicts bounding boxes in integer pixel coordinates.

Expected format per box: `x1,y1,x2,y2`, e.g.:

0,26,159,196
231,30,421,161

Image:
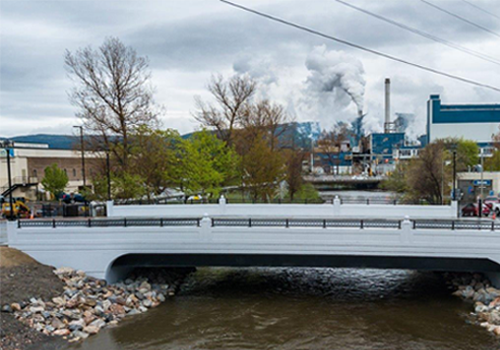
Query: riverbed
65,267,500,350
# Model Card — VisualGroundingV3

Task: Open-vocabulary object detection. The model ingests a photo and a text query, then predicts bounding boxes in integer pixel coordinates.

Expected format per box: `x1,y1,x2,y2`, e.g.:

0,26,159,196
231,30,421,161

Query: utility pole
4,141,14,221
73,126,86,189
452,150,457,201
480,149,485,200
106,152,111,201
479,149,484,218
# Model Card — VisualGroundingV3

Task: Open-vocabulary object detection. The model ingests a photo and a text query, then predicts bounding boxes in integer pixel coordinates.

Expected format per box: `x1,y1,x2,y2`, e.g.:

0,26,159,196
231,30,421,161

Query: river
65,191,499,349
66,268,499,350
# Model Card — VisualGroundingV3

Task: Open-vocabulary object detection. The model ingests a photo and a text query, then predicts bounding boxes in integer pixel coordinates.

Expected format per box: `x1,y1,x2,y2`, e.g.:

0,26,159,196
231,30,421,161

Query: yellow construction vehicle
1,200,31,218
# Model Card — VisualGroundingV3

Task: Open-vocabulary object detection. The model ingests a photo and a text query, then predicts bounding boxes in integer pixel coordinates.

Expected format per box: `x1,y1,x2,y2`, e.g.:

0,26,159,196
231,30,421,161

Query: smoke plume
302,45,366,127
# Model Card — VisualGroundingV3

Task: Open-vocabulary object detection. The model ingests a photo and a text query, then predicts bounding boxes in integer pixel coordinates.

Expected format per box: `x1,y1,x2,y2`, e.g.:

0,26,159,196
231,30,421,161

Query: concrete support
333,196,341,215
400,216,412,243
6,220,17,245
200,213,212,241
219,195,226,215
106,200,114,217
451,201,458,218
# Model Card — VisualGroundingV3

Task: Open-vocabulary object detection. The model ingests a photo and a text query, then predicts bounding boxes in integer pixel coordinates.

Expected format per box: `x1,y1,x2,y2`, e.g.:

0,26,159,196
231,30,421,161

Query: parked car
461,203,491,217
483,196,499,209
60,192,86,204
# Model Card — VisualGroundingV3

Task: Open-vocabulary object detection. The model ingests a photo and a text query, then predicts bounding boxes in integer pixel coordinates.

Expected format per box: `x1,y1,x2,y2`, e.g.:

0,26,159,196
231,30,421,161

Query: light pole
106,152,111,201
73,126,86,189
2,140,14,220
452,150,457,201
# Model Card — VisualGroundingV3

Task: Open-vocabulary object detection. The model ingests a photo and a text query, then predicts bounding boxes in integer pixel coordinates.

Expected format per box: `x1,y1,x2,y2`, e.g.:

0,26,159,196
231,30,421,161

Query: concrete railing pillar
219,195,226,215
450,201,458,218
6,220,17,245
400,215,412,243
200,213,212,241
333,196,341,216
106,200,114,217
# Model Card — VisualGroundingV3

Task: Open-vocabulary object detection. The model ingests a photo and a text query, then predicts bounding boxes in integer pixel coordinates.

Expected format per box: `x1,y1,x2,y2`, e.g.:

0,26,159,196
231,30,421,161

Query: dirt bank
1,247,66,350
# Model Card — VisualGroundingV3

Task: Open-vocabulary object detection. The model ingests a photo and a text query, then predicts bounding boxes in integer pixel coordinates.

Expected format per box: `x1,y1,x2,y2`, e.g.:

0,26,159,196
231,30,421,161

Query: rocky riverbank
446,272,500,336
0,247,193,350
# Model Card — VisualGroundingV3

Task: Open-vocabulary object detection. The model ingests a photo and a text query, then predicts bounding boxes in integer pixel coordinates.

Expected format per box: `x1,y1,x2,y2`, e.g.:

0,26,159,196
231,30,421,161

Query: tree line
60,37,315,202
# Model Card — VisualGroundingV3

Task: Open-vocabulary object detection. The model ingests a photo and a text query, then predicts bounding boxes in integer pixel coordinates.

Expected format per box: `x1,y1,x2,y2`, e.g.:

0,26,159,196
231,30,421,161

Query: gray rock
89,318,106,330
72,330,89,339
2,305,12,313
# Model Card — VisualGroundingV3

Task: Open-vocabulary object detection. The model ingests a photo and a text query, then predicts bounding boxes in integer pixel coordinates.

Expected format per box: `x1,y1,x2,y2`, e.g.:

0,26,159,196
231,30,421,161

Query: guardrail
114,197,438,206
16,218,497,231
18,218,200,228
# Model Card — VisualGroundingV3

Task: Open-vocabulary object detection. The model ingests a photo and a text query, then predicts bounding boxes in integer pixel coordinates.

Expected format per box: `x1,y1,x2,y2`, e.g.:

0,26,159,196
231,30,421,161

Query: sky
1,0,500,138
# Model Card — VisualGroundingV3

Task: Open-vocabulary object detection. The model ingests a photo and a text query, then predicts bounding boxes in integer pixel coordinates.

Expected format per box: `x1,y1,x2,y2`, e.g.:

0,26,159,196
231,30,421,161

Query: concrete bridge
4,214,500,286
303,175,384,190
107,197,458,220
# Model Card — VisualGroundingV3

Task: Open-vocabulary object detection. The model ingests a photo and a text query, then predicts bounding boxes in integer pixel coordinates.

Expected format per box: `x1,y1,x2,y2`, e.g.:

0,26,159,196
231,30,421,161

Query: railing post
211,218,215,227
333,196,341,216
88,218,91,228
492,221,495,231
160,218,164,227
249,218,252,227
52,219,56,228
323,219,326,229
17,220,21,229
219,195,226,215
6,220,18,244
451,221,455,230
367,199,370,205
360,220,364,229
401,215,412,243
106,200,114,217
286,219,289,228
200,213,212,241
124,218,127,227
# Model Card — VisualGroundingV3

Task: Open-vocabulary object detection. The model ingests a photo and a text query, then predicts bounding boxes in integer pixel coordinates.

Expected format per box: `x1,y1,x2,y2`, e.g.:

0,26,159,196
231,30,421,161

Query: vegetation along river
65,267,500,350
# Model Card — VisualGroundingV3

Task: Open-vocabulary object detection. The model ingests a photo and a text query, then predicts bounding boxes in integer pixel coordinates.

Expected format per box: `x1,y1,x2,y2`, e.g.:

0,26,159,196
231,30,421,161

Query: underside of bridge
107,253,500,283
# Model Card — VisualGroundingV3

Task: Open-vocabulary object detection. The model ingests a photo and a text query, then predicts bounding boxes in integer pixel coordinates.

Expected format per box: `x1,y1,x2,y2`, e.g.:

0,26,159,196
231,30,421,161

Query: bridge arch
104,253,500,284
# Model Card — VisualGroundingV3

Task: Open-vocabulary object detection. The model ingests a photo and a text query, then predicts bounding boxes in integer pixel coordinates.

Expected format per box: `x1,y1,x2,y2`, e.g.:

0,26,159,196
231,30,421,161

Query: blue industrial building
427,94,500,145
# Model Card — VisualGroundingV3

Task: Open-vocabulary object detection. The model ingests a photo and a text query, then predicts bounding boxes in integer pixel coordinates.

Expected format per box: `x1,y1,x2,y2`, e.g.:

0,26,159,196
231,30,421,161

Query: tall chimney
384,78,391,133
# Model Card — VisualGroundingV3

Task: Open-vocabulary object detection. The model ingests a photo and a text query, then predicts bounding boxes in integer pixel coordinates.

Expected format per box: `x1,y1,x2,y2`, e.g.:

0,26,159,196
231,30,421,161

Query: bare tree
240,99,291,151
65,37,158,171
194,74,256,146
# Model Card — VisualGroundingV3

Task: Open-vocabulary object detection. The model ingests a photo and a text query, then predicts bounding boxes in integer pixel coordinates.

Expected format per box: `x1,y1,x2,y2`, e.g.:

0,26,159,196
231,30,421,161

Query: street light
106,151,111,201
1,140,15,221
73,126,86,189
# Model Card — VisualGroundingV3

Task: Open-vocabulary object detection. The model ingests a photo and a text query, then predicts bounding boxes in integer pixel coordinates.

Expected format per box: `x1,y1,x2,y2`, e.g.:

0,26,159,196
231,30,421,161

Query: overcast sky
1,0,500,138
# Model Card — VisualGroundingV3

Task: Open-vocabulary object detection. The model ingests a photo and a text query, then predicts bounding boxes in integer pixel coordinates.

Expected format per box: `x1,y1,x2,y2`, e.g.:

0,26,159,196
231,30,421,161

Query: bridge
3,202,500,286
303,175,384,190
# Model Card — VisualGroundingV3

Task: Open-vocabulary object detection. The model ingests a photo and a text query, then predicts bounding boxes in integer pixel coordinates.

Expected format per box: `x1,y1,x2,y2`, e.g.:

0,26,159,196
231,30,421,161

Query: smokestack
384,78,391,134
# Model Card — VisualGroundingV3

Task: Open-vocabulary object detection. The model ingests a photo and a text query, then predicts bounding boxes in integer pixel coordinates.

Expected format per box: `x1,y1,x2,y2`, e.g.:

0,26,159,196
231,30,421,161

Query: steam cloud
303,45,366,119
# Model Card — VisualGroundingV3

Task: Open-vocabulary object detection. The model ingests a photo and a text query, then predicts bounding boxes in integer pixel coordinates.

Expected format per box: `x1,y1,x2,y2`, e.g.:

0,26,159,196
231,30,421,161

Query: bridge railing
17,218,201,228
15,218,497,231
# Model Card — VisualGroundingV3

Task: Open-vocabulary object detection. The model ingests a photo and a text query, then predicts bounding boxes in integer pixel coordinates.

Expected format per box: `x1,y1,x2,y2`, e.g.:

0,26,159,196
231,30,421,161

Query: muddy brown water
65,267,500,350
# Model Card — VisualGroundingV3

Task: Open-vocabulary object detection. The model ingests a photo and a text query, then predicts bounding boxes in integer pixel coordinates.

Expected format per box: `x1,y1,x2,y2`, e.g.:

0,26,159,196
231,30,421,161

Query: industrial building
0,142,99,200
427,94,500,147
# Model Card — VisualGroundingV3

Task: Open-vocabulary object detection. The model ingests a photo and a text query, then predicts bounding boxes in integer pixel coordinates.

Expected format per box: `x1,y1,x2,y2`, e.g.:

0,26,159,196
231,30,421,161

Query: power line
219,0,500,93
461,0,500,21
420,0,500,39
334,0,500,66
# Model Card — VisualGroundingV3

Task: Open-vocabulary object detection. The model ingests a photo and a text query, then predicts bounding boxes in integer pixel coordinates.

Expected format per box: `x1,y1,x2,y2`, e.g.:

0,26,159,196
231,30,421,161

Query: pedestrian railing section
17,218,201,228
16,218,497,231
113,197,441,206
413,220,496,231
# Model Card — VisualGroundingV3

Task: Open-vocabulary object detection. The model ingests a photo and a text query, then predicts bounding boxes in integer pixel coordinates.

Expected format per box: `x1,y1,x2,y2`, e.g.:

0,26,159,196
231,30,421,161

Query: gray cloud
1,0,499,138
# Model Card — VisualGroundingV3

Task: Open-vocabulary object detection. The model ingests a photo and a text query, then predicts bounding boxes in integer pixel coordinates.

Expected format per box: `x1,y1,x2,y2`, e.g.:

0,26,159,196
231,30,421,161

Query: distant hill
0,134,78,149
1,122,321,150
